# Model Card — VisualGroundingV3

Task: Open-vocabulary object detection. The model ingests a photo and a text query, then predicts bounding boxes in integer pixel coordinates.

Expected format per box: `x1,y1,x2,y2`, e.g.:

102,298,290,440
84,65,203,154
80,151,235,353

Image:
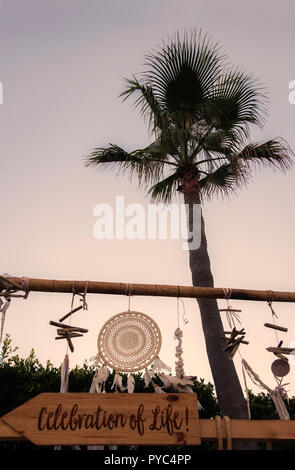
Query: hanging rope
215,416,223,450
0,274,30,299
215,416,232,450
241,358,290,420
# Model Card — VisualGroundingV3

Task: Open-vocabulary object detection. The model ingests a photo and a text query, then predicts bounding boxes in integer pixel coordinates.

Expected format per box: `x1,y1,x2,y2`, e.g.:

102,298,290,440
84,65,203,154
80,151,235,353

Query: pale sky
1,0,295,398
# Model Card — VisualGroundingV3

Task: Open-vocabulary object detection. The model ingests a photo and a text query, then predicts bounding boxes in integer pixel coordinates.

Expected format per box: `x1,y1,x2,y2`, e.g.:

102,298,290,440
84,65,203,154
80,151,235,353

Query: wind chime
219,288,249,359
241,291,291,420
49,282,89,450
264,292,290,378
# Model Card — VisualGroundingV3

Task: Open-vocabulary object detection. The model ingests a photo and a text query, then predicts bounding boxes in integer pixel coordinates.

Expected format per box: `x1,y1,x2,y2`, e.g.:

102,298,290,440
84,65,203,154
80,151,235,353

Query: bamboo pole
1,276,295,303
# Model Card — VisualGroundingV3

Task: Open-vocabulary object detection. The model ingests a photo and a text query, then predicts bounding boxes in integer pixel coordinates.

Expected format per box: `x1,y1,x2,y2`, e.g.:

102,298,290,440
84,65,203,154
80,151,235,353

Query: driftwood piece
221,335,249,345
64,331,74,353
49,320,88,333
264,323,288,332
228,343,240,360
219,308,242,313
224,336,245,352
267,347,295,355
59,305,83,323
56,328,84,336
274,352,289,364
224,329,245,335
55,332,83,339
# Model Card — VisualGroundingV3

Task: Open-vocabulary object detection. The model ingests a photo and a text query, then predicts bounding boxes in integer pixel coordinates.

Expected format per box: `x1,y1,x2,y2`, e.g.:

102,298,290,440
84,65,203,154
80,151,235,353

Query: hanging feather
144,368,153,388
152,356,171,374
159,373,173,388
60,354,69,393
98,364,109,383
127,374,135,393
89,371,101,393
111,371,125,392
90,354,102,367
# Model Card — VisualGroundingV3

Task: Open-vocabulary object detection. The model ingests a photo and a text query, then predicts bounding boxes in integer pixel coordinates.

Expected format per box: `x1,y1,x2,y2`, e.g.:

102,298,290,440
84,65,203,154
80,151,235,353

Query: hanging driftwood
222,327,249,359
59,305,83,323
49,320,88,333
271,359,290,377
50,320,88,353
219,308,242,313
55,332,83,339
264,323,288,332
267,347,295,355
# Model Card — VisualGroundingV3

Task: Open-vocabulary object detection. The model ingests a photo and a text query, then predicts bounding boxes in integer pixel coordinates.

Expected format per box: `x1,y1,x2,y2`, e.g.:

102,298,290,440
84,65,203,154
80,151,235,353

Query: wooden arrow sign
0,393,200,446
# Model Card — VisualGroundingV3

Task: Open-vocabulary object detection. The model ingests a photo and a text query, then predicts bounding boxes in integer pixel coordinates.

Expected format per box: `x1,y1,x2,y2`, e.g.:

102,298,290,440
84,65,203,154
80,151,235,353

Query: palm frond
120,76,170,134
148,172,180,203
86,144,158,185
199,162,247,200
85,142,179,188
142,29,226,123
235,138,294,173
203,70,268,139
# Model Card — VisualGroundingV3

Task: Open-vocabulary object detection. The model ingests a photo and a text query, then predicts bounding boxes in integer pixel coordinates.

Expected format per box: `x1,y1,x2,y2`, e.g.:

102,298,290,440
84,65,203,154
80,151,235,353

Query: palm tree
86,30,293,420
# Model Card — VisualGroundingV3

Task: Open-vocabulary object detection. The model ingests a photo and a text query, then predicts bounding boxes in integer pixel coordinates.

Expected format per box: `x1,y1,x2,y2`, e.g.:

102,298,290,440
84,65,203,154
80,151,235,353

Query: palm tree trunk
183,190,249,420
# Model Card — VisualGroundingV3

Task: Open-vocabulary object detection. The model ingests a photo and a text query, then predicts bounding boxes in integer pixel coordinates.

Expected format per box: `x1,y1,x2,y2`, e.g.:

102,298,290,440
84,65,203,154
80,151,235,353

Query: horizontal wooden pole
1,276,295,303
199,419,295,441
1,417,295,443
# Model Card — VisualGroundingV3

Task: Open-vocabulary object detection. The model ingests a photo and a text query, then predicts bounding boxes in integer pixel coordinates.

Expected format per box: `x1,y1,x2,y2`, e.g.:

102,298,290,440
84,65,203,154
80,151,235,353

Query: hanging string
125,283,133,311
222,288,241,329
177,297,188,328
266,290,279,344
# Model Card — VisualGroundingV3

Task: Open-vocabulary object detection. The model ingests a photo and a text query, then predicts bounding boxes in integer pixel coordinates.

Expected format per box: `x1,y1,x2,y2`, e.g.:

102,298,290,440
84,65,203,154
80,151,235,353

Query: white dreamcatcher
90,309,171,394
89,294,203,414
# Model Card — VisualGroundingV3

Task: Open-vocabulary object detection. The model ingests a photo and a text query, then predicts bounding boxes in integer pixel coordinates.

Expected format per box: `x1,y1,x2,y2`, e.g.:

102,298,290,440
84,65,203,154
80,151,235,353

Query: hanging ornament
92,310,170,393
219,288,248,359
97,311,162,372
265,292,291,378
242,358,290,420
271,359,290,378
